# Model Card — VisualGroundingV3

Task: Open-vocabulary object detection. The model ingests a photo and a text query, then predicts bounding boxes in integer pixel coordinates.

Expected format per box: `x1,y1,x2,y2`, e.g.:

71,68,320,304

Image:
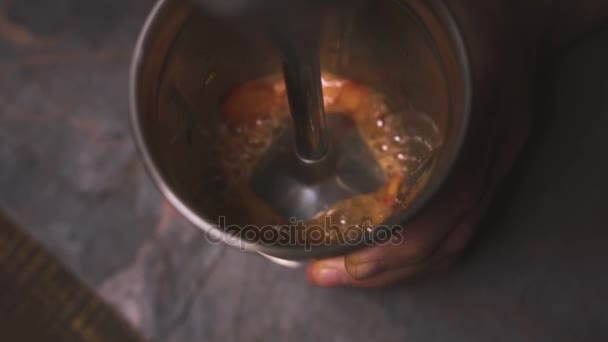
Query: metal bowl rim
129,0,472,259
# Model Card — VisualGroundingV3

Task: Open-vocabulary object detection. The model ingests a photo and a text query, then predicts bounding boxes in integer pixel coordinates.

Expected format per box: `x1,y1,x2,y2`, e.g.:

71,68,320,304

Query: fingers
304,138,493,288
307,251,459,288
307,255,430,288
307,152,498,288
307,211,477,288
306,166,482,286
341,221,453,281
306,256,348,287
306,191,479,288
339,157,490,281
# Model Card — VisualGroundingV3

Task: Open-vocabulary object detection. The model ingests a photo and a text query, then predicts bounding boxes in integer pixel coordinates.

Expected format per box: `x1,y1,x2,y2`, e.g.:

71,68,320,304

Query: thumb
307,256,350,287
307,255,429,288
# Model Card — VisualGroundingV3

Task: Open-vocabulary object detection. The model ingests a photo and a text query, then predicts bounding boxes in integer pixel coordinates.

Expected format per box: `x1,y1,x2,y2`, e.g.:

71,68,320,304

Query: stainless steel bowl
130,0,471,260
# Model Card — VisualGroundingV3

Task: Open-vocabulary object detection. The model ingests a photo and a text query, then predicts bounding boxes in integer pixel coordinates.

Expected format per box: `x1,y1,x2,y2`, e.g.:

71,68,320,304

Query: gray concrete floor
1,1,607,341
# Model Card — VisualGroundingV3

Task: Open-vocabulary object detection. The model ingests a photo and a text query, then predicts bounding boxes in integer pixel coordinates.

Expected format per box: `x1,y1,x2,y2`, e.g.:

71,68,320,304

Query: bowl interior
132,0,470,258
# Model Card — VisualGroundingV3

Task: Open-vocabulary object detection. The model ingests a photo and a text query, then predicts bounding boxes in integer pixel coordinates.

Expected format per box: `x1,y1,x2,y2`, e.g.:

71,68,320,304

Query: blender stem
268,9,331,163
193,0,332,162
282,48,330,162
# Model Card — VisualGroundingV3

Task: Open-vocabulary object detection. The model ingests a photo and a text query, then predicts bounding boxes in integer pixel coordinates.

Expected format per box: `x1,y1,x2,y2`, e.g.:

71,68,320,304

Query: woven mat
0,212,144,341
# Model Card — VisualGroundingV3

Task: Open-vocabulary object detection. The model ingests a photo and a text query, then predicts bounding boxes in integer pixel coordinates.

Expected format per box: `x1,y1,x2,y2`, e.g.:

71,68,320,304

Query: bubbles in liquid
232,125,244,134
204,71,216,86
210,73,438,240
360,216,373,232
248,137,263,148
376,113,395,132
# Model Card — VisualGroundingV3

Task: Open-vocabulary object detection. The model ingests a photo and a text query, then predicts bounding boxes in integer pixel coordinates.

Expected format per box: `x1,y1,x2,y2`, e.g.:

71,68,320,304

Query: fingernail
312,267,345,287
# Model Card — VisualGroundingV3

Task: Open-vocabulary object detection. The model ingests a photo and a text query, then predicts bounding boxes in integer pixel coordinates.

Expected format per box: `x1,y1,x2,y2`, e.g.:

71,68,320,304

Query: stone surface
1,0,607,341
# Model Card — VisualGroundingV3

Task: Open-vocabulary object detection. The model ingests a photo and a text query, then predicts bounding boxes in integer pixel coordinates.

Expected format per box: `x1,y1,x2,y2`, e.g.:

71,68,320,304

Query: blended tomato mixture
208,73,434,238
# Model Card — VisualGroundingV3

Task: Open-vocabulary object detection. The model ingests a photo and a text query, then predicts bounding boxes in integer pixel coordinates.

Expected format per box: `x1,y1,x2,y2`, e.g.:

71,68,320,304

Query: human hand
307,0,608,288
